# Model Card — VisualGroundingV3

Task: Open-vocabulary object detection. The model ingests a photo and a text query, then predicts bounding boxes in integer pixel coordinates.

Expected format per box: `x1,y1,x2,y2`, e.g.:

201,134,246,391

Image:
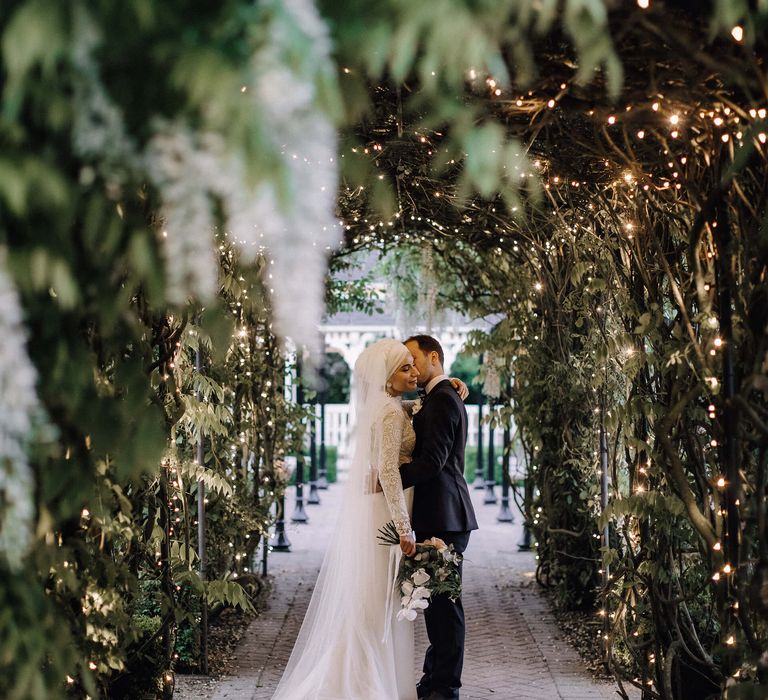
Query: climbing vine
334,5,768,697
2,1,768,698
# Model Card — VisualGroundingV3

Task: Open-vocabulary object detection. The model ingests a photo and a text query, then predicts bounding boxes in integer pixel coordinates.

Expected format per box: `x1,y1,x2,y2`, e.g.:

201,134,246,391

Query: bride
272,339,464,700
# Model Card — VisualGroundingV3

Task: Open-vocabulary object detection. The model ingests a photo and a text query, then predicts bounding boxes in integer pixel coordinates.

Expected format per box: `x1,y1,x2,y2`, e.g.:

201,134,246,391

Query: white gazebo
317,308,511,477
321,309,477,376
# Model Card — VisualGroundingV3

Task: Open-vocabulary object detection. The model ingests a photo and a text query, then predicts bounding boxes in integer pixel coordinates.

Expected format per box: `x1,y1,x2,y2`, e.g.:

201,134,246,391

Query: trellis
331,5,768,696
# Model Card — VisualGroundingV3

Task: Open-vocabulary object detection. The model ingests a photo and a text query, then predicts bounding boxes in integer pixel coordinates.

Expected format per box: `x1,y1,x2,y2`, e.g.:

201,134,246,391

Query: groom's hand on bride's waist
400,533,416,556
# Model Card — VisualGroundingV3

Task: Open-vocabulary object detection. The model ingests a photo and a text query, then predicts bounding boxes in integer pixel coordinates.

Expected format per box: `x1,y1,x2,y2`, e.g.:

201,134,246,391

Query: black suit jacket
399,379,479,533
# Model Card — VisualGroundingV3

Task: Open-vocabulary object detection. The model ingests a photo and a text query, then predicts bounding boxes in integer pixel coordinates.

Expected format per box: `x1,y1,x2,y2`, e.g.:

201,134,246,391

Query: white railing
318,404,507,449
322,404,352,449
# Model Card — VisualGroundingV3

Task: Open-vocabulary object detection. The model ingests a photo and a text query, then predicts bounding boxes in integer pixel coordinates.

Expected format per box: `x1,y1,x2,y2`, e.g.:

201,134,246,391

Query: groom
399,334,479,700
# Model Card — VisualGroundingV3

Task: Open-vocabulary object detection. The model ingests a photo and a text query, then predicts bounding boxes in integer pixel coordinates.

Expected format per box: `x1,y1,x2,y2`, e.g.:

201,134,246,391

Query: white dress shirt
425,373,449,395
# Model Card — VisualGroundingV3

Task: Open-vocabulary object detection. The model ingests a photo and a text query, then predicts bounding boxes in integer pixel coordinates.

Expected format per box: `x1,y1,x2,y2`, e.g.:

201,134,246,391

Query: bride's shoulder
379,397,406,419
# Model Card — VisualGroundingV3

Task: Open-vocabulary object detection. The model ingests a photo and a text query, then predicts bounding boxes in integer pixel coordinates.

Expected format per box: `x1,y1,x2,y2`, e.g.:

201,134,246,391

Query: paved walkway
176,482,629,700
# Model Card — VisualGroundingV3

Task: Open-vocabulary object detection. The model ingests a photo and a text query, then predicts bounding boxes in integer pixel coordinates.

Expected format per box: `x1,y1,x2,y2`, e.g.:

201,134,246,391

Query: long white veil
272,339,411,700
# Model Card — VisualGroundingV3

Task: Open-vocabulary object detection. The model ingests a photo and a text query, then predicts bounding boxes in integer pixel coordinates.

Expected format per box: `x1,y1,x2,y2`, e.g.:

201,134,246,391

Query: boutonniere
411,398,423,416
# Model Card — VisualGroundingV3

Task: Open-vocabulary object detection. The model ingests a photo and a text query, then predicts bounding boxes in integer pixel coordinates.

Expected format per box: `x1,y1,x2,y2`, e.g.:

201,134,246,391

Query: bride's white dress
272,396,418,700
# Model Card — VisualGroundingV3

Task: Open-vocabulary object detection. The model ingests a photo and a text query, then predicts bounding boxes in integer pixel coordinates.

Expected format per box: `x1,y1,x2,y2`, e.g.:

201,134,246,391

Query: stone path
175,482,632,700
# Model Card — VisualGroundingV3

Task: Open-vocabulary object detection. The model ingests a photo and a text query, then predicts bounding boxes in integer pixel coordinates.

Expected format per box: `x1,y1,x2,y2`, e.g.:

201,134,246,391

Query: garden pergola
1,1,767,698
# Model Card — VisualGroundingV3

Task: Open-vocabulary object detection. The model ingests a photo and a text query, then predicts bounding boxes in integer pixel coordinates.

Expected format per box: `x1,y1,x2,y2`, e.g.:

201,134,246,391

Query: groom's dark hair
404,334,444,367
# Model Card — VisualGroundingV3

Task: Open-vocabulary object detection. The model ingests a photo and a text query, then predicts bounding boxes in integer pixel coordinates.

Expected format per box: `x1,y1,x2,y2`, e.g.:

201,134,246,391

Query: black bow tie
417,387,427,399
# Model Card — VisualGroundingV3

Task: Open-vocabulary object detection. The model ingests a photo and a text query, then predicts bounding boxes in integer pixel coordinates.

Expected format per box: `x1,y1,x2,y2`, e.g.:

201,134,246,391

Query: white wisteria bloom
228,0,340,352
70,0,340,350
145,0,339,351
482,352,502,398
145,125,220,306
70,4,140,187
0,248,39,568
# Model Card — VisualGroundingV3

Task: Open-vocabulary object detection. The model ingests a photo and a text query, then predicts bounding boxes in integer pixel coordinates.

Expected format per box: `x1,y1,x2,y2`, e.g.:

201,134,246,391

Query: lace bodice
374,399,415,536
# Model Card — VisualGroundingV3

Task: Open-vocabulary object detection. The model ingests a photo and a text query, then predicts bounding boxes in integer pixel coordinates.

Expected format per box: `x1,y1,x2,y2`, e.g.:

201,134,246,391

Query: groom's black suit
400,379,478,700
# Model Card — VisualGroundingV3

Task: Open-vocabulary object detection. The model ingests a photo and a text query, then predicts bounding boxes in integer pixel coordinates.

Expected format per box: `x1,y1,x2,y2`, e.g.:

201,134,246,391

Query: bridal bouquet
377,521,463,622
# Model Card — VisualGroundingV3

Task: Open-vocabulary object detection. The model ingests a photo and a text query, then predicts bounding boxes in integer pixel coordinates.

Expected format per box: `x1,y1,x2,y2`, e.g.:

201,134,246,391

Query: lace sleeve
377,406,412,536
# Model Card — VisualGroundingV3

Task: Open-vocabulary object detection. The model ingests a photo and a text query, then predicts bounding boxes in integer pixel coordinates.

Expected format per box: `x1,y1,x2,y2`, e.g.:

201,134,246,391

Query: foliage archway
2,1,768,698
332,4,768,696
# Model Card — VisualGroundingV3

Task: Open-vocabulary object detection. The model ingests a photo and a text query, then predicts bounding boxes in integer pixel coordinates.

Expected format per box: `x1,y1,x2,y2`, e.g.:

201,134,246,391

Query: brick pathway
175,483,631,700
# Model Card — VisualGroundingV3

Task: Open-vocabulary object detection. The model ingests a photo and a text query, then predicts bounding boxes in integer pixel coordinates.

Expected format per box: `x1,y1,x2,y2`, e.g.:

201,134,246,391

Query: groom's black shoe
416,671,434,698
422,693,458,700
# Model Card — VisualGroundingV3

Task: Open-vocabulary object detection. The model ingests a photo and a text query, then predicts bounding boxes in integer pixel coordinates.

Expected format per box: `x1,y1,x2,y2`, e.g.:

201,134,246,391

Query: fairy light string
330,7,766,691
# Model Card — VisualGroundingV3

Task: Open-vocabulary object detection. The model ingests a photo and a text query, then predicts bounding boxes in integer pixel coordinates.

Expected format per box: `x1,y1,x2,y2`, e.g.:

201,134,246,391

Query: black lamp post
483,410,497,504
270,493,291,551
316,342,329,489
518,463,534,551
270,356,293,550
473,354,486,489
291,353,308,523
317,395,329,489
497,421,513,522
307,400,321,505
472,397,485,488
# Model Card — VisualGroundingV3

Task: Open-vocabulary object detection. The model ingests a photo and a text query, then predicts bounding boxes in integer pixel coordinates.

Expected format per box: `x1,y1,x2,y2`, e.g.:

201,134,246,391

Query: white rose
411,399,422,416
412,568,430,586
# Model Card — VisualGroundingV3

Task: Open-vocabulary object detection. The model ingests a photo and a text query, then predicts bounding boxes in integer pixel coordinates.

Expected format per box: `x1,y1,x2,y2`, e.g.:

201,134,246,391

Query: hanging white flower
69,4,140,188
483,352,502,399
146,0,340,351
144,125,220,306
0,248,38,569
226,0,340,353
68,4,218,307
70,0,341,351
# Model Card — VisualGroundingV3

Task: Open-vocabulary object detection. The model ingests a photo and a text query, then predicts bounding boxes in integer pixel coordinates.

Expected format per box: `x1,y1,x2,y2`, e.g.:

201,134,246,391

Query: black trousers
414,530,471,700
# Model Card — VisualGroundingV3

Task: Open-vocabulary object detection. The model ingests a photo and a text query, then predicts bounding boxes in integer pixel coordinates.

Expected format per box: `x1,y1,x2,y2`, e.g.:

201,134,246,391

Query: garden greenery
336,4,768,698
2,1,768,698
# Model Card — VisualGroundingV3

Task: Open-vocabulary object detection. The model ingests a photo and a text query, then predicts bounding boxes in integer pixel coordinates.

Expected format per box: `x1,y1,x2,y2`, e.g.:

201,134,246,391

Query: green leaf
462,122,504,197
2,0,68,119
389,21,420,82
